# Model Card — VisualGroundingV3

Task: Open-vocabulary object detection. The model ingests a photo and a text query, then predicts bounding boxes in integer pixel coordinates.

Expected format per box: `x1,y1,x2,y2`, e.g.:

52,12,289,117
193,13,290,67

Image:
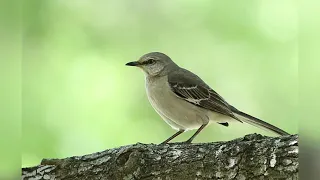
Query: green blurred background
22,0,298,166
1,0,304,177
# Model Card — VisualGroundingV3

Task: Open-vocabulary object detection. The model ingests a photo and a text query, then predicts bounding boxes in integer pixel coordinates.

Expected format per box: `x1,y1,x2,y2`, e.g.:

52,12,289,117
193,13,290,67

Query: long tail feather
230,107,290,136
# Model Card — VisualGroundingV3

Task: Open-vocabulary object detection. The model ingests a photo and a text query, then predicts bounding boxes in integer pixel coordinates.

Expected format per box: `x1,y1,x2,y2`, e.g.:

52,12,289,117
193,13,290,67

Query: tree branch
22,134,298,180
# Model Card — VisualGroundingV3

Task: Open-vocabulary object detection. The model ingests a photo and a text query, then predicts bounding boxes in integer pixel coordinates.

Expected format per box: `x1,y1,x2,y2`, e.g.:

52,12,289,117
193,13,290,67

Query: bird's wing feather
168,69,242,122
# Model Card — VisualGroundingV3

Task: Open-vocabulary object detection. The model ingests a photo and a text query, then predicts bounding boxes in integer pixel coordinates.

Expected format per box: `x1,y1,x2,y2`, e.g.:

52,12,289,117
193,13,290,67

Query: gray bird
126,52,289,144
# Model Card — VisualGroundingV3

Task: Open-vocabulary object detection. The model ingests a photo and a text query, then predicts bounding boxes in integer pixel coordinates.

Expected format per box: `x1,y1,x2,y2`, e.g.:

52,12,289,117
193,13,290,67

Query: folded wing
168,69,242,122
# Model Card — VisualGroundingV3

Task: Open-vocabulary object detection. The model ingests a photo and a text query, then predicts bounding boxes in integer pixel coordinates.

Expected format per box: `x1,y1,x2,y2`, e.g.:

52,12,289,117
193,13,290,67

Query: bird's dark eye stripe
143,59,155,65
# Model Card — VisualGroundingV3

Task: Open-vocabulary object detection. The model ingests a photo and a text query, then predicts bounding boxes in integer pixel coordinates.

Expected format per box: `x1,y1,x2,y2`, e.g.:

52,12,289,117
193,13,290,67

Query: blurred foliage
2,0,306,175
0,0,21,178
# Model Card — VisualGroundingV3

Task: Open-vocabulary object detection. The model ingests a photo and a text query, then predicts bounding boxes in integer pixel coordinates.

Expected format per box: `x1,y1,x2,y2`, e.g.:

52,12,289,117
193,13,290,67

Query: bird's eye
145,59,156,65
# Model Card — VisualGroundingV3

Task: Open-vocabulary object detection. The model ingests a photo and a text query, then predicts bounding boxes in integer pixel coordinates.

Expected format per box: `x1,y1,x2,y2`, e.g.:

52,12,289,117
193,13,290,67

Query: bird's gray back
168,68,209,87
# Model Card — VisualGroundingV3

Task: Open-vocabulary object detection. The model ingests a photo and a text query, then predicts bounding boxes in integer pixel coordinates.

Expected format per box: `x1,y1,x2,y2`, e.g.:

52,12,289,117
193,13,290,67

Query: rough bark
22,134,298,180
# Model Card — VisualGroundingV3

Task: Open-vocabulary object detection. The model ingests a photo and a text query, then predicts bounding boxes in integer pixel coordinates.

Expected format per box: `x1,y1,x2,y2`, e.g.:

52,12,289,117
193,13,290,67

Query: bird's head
126,52,178,76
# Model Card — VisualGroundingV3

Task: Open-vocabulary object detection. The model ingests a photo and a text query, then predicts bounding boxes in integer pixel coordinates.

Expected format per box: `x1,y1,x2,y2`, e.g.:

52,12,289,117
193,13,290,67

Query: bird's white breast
145,75,208,130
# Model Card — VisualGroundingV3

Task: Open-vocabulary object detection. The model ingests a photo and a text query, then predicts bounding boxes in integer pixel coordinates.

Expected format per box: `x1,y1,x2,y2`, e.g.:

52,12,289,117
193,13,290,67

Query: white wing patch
174,84,212,105
173,84,198,90
186,98,202,105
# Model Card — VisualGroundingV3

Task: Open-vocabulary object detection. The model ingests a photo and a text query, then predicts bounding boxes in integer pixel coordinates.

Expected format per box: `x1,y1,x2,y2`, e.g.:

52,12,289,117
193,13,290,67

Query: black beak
125,61,140,66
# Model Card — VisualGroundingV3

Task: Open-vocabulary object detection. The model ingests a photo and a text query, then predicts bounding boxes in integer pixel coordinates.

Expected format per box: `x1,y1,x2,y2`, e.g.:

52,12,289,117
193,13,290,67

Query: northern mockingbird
126,52,290,144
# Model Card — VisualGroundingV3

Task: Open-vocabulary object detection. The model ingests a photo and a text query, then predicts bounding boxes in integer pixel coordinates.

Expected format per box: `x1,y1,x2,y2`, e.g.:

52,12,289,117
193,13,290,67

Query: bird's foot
183,139,193,144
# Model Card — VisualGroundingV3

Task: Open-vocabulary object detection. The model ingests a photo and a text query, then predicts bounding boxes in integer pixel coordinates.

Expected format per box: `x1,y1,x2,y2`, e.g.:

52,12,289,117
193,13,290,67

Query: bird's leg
185,124,208,143
160,130,185,145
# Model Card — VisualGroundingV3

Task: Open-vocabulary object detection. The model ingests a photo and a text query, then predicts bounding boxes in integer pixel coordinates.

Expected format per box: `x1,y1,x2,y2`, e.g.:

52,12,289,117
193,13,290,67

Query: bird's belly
146,80,207,130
